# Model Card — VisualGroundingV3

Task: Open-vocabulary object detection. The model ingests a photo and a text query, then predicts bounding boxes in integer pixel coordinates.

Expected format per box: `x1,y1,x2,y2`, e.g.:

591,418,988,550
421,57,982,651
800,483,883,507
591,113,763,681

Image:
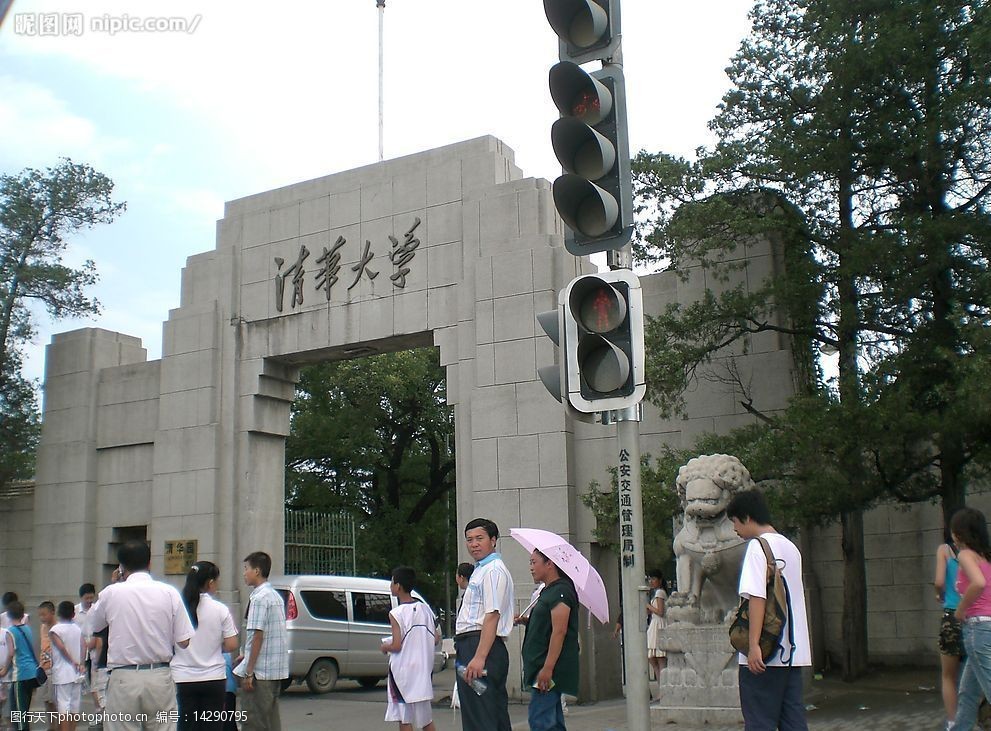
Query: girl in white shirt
172,562,239,731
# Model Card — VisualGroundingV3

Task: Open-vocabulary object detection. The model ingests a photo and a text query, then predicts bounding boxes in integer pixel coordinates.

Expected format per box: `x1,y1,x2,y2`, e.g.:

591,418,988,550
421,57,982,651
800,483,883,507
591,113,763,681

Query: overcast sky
0,0,754,383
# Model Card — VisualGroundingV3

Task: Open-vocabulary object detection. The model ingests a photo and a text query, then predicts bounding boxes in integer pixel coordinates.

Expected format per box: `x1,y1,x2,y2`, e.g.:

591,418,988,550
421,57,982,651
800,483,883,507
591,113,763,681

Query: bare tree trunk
840,509,869,680
799,527,828,672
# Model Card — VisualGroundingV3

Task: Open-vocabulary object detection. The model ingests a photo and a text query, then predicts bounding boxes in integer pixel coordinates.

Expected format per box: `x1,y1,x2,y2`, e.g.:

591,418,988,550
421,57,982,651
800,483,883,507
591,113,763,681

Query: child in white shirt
48,602,85,731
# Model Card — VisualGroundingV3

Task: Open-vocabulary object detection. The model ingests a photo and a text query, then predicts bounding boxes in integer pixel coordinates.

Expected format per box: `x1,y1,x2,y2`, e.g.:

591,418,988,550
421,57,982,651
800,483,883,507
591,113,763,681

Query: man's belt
110,662,170,672
454,631,506,643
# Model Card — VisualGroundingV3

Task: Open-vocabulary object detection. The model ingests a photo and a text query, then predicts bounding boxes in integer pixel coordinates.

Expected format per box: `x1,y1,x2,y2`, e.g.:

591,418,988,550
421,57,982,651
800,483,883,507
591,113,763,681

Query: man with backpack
727,489,811,730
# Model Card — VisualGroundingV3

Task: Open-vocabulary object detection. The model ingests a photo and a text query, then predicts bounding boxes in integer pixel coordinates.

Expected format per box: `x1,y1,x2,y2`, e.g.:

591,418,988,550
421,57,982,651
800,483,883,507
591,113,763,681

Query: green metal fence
284,511,356,575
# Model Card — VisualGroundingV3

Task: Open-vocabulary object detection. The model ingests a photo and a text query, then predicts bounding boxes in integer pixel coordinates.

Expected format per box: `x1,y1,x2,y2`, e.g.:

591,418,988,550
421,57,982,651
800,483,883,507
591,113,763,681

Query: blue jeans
528,688,566,731
952,621,991,730
738,666,808,731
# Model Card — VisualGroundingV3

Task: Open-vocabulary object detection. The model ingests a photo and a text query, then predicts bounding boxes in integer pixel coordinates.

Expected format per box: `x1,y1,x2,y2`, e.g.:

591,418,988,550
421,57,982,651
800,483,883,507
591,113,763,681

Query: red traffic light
570,277,627,333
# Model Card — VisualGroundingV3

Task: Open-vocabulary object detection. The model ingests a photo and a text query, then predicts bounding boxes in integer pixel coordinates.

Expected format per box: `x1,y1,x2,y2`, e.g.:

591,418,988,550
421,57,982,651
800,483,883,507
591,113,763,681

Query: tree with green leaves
285,348,456,610
0,349,39,489
0,159,125,488
630,0,990,679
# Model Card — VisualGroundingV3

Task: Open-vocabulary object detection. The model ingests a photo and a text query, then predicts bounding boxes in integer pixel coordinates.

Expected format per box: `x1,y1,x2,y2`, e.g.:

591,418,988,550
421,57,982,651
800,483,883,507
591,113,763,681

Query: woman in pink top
949,507,991,730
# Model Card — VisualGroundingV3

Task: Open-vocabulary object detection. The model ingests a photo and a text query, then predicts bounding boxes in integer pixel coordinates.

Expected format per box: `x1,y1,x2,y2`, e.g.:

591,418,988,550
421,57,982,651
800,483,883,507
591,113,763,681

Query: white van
269,575,445,693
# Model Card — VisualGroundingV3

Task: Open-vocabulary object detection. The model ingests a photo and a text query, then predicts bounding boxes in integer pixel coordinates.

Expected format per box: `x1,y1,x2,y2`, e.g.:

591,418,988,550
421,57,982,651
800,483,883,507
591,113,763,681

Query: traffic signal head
536,297,596,423
536,307,566,404
563,270,644,412
543,0,621,65
548,62,633,257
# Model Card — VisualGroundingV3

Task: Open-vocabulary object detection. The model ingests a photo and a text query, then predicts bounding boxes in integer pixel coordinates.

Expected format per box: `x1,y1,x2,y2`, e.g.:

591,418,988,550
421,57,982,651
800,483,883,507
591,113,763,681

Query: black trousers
454,633,511,731
176,679,226,731
9,680,35,731
222,691,237,731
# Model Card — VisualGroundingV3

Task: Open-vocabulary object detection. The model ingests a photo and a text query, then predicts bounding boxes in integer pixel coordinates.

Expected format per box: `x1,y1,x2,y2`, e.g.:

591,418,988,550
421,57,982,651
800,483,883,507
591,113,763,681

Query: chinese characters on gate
274,217,422,313
618,448,635,568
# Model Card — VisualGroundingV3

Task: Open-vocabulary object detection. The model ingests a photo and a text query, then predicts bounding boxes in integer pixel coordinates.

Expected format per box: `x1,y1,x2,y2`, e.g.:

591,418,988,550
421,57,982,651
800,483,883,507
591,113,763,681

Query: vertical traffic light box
544,0,633,257
562,270,644,412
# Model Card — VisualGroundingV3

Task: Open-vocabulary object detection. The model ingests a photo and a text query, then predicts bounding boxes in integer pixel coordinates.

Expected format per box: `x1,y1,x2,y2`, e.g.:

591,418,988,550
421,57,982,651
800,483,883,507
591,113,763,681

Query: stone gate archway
30,136,600,696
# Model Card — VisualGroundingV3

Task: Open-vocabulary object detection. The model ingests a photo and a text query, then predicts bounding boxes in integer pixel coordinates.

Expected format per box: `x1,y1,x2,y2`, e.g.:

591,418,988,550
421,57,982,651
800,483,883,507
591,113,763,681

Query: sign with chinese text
618,448,635,568
164,539,198,575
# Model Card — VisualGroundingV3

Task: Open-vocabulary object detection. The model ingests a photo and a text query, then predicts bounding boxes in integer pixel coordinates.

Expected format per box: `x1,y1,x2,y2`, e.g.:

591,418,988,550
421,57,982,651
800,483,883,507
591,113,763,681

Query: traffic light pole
614,404,651,731
542,2,646,724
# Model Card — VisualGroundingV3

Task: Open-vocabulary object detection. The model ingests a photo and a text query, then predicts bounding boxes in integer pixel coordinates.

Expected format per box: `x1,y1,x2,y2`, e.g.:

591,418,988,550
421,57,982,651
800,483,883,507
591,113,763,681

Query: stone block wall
0,485,34,597
807,491,991,667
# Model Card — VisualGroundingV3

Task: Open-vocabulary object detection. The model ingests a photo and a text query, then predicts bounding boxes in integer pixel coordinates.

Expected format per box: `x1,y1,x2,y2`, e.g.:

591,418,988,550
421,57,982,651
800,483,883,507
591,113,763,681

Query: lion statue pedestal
652,624,743,725
650,454,753,725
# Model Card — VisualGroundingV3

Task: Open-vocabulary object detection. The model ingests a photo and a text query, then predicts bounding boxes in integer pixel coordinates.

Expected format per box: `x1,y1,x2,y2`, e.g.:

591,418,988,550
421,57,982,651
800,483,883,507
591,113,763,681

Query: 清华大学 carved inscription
273,216,422,313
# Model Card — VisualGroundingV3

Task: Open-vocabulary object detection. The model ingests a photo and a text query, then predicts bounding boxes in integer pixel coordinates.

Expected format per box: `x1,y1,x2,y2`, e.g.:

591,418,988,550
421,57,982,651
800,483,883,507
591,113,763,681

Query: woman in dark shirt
521,550,579,731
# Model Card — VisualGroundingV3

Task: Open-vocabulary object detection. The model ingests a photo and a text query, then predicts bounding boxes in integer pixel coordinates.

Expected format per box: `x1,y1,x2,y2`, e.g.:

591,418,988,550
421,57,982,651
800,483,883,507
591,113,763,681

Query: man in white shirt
454,518,515,731
727,490,811,731
88,541,195,731
75,582,105,724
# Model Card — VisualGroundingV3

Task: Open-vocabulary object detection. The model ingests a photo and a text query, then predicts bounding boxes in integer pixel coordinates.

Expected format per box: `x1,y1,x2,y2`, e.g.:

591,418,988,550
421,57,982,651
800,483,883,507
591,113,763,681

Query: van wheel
306,659,339,693
357,677,383,689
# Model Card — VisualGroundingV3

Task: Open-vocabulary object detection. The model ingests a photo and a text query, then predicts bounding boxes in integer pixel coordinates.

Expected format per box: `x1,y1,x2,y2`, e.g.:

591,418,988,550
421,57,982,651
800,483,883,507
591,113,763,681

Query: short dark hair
1,592,17,606
244,551,272,578
56,601,75,620
392,566,416,593
647,569,665,582
38,601,55,613
464,517,499,540
726,490,772,526
456,562,474,580
79,583,96,597
118,541,151,572
7,600,24,621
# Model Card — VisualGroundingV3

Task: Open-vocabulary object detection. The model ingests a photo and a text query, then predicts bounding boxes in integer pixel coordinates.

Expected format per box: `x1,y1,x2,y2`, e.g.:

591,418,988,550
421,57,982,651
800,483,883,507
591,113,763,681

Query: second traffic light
543,0,621,65
549,61,633,257
563,270,644,412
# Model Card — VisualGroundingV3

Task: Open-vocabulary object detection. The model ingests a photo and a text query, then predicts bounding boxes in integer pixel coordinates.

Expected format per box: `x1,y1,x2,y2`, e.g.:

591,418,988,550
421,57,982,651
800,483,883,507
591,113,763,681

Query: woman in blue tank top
936,512,964,727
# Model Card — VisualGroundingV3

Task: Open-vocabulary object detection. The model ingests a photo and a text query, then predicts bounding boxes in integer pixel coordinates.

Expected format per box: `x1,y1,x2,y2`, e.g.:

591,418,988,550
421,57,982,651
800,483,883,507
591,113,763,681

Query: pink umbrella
508,527,610,624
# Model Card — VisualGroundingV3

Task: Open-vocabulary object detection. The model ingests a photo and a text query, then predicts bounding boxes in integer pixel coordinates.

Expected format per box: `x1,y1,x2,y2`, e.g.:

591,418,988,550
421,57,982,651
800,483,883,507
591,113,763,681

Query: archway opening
283,345,457,631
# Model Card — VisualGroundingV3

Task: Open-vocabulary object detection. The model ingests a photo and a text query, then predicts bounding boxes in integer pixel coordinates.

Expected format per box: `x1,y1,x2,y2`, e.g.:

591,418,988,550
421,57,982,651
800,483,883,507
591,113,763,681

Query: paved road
53,664,948,730
274,665,947,730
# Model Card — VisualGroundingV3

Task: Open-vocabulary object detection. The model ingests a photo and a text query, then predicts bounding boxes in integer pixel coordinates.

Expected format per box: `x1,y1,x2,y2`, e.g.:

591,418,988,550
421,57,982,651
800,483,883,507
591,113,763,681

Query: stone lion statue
666,454,755,625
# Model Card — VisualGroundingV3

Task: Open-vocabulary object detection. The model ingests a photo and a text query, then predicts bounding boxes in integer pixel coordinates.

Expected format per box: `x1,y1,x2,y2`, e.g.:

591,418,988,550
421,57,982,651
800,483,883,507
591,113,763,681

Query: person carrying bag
0,601,42,731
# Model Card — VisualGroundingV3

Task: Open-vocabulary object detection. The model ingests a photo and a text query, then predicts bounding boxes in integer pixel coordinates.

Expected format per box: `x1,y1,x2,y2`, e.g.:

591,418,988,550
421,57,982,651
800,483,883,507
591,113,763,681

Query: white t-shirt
0,627,8,673
737,532,811,667
387,601,437,704
170,594,238,682
49,622,84,685
75,602,99,664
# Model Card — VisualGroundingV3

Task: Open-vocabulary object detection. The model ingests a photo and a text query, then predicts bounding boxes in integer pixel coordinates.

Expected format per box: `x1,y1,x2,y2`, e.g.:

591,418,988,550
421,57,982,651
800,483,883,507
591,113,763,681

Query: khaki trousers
239,680,281,731
105,667,178,731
